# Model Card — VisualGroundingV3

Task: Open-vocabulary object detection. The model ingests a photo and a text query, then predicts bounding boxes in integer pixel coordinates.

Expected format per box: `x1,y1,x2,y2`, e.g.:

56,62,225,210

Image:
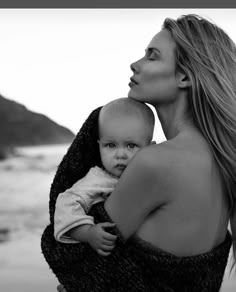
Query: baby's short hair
99,97,155,140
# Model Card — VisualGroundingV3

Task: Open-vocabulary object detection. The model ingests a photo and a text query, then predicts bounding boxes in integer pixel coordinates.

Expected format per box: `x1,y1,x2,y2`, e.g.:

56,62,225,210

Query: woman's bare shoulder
140,135,211,170
136,141,183,172
136,139,210,195
132,142,185,194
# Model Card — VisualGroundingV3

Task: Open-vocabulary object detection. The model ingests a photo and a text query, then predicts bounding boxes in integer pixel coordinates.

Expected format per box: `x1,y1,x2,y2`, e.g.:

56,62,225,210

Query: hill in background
0,94,75,157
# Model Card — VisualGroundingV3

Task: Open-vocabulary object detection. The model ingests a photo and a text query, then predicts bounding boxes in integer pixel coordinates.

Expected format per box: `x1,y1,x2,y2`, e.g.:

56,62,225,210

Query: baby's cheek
128,152,137,162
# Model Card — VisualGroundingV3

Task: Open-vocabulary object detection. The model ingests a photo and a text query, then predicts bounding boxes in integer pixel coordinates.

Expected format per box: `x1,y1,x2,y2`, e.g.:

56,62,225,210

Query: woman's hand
57,284,67,292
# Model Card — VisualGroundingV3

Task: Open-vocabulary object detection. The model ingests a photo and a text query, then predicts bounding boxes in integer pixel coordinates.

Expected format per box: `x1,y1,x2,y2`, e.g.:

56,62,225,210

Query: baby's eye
105,143,115,148
127,143,137,149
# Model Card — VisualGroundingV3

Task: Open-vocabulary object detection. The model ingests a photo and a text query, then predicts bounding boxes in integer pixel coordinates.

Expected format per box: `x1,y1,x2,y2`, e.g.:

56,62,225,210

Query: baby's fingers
101,243,115,251
102,238,116,246
103,232,117,241
97,249,111,257
100,222,116,229
57,284,67,292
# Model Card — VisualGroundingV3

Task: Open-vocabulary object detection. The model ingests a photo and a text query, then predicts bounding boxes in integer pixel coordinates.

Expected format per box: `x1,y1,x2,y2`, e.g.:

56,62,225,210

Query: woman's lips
129,77,138,87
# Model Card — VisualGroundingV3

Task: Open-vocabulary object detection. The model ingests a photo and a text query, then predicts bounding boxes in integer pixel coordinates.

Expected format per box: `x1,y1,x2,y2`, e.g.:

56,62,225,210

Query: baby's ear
150,140,156,145
97,140,100,144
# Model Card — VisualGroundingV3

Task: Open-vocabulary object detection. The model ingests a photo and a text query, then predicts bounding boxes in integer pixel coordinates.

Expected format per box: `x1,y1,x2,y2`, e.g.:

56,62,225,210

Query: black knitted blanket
41,107,232,292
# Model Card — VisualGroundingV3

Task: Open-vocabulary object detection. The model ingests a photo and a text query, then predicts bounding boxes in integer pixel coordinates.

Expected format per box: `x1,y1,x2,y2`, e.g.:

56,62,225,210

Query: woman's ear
176,71,191,89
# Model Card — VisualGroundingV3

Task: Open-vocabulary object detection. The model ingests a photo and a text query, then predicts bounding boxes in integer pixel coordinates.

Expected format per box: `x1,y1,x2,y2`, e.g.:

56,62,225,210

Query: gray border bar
0,0,235,9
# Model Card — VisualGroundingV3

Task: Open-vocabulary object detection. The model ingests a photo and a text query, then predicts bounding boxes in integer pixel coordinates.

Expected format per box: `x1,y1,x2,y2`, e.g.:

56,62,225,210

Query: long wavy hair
163,14,236,270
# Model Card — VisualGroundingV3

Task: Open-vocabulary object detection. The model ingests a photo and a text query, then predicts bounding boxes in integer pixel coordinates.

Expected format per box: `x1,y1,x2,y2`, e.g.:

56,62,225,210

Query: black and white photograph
0,9,236,292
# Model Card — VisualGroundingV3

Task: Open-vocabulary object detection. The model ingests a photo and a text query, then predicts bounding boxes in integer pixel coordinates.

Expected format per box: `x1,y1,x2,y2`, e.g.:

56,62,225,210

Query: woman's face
128,29,179,105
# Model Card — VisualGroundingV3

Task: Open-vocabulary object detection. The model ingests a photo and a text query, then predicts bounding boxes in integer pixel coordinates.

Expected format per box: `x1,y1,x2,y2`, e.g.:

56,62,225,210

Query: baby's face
98,116,151,178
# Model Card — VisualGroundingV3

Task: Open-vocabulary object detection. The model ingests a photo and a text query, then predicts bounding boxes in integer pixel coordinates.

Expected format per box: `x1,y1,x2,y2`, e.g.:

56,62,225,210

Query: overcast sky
0,9,235,142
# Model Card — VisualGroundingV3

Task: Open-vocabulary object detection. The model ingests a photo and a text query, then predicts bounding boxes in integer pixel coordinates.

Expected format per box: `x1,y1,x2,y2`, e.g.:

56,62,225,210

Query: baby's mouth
115,164,126,170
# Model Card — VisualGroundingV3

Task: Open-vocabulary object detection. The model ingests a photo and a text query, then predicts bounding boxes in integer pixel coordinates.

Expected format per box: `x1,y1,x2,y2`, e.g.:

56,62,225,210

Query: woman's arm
105,145,172,239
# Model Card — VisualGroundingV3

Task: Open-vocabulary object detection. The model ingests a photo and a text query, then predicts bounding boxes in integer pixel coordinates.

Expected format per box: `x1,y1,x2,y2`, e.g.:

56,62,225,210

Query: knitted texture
41,106,232,292
48,106,103,224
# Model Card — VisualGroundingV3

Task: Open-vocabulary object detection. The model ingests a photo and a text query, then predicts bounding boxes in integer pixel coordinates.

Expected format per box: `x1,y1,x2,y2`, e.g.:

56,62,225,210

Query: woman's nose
130,60,139,73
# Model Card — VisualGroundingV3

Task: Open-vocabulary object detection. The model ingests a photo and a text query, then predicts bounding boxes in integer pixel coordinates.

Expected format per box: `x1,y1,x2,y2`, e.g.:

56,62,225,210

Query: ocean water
0,144,70,292
0,144,70,234
0,144,235,291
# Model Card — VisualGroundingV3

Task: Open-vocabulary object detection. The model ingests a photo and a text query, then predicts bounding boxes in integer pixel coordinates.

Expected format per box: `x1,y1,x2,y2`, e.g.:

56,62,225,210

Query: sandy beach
0,231,57,292
0,145,235,292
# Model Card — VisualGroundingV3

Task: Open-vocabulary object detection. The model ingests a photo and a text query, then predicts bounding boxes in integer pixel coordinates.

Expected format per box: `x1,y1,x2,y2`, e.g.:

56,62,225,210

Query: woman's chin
128,94,144,103
128,90,140,100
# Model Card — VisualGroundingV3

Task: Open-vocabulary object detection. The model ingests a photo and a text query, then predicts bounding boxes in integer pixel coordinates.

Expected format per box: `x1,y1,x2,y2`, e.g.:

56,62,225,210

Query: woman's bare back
137,132,229,256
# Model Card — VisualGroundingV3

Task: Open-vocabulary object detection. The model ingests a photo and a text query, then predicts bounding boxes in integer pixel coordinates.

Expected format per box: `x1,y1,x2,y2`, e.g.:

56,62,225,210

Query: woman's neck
153,97,196,140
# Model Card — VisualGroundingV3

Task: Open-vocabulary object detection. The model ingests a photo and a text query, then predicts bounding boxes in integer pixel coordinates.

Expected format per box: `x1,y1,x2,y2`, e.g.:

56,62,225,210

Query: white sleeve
54,191,95,243
54,167,118,243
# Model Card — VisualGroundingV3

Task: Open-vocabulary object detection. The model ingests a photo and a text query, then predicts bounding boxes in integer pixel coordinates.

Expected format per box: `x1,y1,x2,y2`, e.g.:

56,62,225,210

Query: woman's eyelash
145,49,159,60
148,52,158,60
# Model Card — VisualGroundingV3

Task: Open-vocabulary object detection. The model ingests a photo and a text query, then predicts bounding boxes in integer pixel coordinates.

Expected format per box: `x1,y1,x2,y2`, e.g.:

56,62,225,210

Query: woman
108,13,236,257
42,14,235,292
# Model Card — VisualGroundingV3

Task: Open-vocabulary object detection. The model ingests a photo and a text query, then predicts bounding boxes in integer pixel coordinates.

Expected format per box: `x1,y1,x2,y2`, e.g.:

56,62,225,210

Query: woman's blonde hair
163,14,236,270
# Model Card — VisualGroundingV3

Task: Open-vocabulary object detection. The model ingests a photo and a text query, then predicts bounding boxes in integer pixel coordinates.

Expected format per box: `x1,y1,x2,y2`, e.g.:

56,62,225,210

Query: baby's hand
57,284,67,292
87,222,117,256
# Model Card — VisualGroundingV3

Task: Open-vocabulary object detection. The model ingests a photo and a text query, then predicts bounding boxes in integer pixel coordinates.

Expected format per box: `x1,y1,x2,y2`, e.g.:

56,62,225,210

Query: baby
54,98,155,256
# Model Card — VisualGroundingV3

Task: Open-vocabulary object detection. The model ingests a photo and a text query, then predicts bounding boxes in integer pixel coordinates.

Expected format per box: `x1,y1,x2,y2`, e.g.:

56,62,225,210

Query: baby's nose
115,148,128,159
